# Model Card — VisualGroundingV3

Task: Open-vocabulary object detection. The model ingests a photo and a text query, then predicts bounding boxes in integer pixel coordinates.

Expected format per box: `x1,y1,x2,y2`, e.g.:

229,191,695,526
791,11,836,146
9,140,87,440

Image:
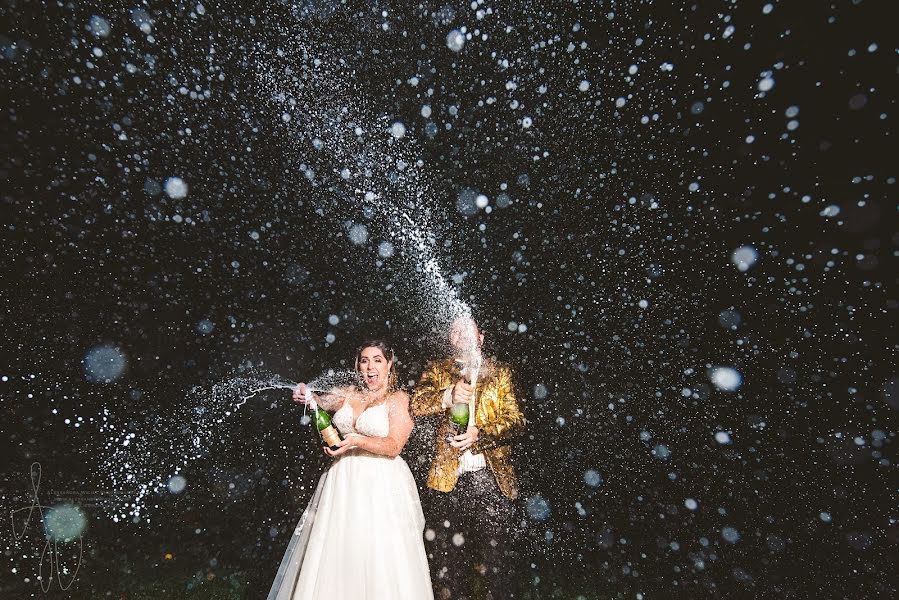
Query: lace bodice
332,401,389,438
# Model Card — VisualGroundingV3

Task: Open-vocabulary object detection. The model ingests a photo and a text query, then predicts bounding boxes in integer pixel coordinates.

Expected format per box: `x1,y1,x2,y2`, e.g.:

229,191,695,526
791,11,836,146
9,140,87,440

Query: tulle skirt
267,449,434,600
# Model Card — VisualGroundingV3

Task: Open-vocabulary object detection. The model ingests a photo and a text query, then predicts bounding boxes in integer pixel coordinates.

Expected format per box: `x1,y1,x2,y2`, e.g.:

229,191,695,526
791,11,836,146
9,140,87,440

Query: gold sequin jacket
411,357,526,499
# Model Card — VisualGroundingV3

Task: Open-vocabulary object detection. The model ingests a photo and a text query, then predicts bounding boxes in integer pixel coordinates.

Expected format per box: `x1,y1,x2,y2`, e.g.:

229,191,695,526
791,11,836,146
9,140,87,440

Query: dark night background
2,1,896,598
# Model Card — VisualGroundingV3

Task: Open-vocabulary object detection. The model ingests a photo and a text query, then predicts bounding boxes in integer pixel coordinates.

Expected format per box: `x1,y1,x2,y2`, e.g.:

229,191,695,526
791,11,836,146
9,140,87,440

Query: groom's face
449,317,483,356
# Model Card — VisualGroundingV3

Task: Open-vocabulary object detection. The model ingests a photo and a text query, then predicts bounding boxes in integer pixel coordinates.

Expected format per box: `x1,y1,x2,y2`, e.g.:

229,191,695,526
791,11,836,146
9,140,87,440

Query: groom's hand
450,426,479,451
452,380,473,404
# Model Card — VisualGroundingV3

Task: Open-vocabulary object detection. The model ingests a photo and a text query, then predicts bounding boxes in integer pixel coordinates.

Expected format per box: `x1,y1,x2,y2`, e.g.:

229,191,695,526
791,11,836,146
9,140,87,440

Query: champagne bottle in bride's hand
295,383,343,451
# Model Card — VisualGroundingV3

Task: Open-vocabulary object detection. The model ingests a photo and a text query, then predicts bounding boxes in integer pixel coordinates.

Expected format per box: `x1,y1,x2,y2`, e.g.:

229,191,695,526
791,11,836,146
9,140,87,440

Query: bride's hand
450,426,479,451
323,436,363,457
293,383,310,405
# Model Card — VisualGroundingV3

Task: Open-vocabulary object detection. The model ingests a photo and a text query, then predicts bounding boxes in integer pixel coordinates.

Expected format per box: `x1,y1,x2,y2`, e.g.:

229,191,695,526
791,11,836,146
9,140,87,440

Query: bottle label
320,425,341,447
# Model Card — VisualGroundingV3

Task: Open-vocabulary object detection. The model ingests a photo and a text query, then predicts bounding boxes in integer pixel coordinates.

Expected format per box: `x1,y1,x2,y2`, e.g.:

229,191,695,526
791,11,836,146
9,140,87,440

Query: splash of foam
253,34,472,336
98,374,296,521
96,368,377,521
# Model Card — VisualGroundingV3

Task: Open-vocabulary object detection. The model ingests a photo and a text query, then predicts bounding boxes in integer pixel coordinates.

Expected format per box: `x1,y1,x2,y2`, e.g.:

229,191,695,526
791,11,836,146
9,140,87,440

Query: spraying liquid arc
254,36,476,338
97,370,363,522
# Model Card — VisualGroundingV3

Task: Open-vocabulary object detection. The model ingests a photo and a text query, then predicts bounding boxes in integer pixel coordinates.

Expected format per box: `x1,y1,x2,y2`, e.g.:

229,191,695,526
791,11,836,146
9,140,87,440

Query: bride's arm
348,392,414,458
311,385,352,412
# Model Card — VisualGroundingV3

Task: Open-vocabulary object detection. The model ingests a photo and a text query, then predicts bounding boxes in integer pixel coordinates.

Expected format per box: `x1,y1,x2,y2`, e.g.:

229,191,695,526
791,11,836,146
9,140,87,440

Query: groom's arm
474,365,526,451
411,362,454,417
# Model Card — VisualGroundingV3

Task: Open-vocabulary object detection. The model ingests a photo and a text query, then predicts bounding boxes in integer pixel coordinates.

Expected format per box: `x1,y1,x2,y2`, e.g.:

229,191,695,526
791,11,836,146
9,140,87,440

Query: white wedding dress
267,401,434,600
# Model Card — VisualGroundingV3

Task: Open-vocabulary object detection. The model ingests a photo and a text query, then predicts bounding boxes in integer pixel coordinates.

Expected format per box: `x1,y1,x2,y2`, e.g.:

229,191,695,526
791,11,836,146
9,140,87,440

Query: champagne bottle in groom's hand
448,402,469,435
447,378,474,442
453,349,481,427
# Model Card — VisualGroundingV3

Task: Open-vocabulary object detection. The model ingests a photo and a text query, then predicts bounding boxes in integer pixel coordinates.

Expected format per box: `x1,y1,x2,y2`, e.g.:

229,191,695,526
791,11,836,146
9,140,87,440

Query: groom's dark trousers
426,469,518,600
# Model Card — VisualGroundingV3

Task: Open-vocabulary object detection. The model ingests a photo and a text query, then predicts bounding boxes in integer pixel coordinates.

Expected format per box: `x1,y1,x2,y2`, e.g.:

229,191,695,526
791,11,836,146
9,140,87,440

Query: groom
412,315,526,600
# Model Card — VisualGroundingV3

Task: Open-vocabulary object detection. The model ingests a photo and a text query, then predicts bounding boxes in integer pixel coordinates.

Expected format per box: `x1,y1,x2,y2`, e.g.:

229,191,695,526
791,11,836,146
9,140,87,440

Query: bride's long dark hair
354,339,399,392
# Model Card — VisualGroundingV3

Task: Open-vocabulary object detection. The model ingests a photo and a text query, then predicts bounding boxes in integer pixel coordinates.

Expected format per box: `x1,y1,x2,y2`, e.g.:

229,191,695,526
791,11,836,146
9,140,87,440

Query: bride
267,340,435,600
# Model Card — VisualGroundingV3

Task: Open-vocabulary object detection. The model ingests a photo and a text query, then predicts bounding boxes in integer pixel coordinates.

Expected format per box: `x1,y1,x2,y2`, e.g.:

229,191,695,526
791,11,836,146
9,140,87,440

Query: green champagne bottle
306,388,343,451
448,402,470,434
315,406,343,451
